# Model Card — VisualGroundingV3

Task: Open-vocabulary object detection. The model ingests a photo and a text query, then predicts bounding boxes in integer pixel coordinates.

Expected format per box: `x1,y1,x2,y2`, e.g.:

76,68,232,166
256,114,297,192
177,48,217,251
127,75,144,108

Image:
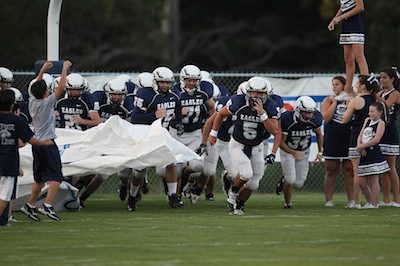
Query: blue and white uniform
54,92,98,131
358,119,390,176
379,89,400,155
98,102,131,122
227,94,279,190
323,94,351,159
348,95,374,158
280,110,323,188
339,0,365,45
131,87,182,128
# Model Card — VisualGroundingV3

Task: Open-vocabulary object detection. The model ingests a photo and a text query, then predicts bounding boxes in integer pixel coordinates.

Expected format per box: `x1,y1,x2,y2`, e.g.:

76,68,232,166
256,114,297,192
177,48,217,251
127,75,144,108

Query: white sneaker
360,203,378,209
378,201,389,207
233,209,244,216
388,202,400,208
346,200,355,208
348,202,361,209
325,201,334,207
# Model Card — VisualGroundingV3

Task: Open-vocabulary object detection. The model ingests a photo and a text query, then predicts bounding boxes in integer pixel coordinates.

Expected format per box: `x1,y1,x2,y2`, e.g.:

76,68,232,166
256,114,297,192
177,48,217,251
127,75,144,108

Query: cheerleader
376,67,400,206
356,102,390,208
328,0,369,94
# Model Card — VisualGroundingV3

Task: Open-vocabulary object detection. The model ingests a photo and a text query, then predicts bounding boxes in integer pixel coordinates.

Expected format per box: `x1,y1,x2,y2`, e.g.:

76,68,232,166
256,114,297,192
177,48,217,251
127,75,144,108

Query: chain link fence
13,71,395,194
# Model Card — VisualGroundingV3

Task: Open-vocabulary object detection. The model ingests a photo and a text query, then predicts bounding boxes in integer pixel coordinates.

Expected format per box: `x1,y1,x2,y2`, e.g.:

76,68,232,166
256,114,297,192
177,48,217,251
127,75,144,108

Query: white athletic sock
167,182,177,196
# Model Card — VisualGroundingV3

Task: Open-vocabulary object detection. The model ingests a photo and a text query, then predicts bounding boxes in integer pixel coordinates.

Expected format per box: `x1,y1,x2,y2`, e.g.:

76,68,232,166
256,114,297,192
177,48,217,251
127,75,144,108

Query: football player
208,76,281,215
277,96,323,209
54,73,101,207
170,65,216,204
130,66,184,210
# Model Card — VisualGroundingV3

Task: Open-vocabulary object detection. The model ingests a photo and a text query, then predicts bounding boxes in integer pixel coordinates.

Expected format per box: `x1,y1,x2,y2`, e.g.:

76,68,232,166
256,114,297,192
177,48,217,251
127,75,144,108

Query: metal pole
47,0,63,61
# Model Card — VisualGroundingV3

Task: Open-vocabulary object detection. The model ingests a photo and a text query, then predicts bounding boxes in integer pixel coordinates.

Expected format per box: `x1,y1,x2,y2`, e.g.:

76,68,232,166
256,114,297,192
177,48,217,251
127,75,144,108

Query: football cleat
127,196,137,212
168,193,183,208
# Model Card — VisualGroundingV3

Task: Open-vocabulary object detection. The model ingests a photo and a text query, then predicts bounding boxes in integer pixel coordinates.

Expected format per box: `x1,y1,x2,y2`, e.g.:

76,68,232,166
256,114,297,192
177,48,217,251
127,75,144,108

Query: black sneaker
168,193,183,208
205,193,215,201
127,196,137,212
118,180,128,201
276,176,284,195
20,204,41,222
38,204,60,221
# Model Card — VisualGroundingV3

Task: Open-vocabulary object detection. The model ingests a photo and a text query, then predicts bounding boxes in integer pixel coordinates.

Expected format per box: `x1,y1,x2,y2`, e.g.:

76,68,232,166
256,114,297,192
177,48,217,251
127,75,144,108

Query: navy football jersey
55,92,97,131
228,94,279,146
280,110,323,151
131,87,182,128
216,96,234,142
171,82,213,132
98,103,130,122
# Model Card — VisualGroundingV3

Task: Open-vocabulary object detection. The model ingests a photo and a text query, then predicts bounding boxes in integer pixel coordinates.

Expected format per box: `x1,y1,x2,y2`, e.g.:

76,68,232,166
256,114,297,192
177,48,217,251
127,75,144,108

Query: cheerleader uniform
339,0,365,45
358,119,390,176
323,93,351,159
379,88,400,155
348,95,374,158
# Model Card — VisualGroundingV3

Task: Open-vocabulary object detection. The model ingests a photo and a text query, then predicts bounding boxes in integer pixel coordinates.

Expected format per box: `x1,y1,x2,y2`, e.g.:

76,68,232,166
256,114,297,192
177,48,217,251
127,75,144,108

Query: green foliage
1,194,399,266
0,1,398,72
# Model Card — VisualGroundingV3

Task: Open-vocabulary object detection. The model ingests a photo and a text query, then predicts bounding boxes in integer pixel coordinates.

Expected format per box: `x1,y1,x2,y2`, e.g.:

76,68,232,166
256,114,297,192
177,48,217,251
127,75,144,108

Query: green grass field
1,193,399,266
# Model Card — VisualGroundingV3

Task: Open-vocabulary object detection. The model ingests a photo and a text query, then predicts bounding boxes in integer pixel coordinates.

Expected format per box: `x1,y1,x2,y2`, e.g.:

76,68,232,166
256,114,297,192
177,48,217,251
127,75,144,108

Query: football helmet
294,96,316,122
200,70,212,80
66,73,87,98
180,64,201,93
104,78,127,104
152,67,174,93
116,74,133,83
246,76,269,103
237,81,248,95
262,77,274,95
9,87,24,102
0,67,13,83
136,72,153,88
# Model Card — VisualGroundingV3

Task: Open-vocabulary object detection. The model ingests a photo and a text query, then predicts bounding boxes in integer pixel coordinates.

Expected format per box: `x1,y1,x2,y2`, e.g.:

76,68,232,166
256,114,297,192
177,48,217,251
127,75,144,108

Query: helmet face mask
152,67,174,94
295,96,316,122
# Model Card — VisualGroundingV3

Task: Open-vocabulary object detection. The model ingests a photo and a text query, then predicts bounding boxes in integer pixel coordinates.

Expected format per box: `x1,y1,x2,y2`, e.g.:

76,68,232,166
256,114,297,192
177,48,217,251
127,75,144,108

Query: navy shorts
32,140,63,183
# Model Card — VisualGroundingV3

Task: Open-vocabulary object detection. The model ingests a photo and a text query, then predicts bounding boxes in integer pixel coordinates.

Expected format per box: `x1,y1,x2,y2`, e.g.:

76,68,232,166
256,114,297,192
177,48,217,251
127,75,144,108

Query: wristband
260,112,268,122
209,129,218,137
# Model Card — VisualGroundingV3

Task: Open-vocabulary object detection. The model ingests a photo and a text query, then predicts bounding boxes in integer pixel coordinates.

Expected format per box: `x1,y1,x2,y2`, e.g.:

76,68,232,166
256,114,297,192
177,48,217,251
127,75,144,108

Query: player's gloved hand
195,144,208,156
176,123,184,136
265,153,276,165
